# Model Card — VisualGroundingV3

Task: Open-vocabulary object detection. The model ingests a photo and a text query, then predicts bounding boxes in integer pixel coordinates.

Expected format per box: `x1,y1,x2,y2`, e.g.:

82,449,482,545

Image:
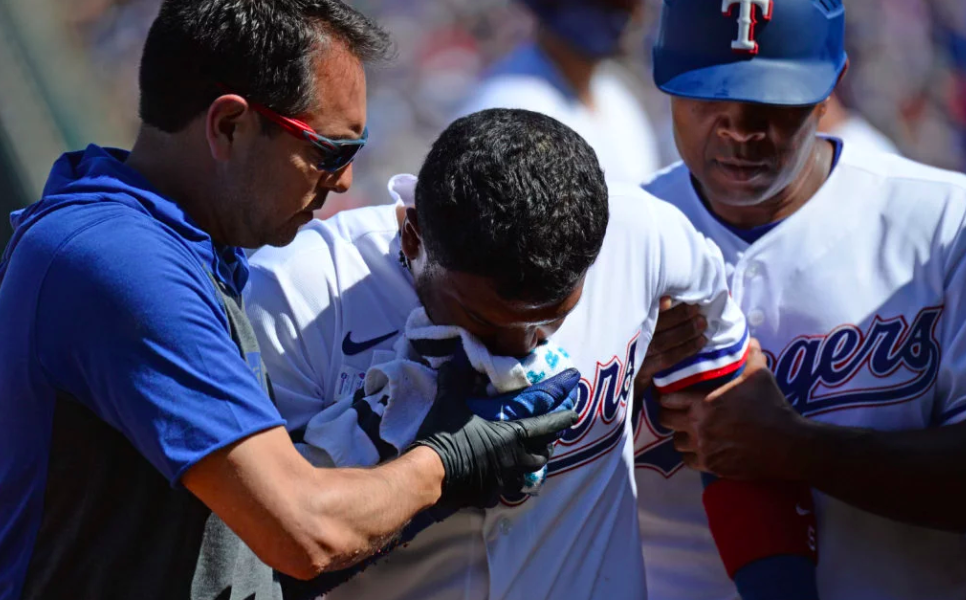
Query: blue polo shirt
0,145,285,599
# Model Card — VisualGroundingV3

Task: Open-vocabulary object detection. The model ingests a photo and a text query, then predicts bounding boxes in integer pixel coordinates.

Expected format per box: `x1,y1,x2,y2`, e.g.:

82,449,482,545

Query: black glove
412,352,580,509
280,354,580,599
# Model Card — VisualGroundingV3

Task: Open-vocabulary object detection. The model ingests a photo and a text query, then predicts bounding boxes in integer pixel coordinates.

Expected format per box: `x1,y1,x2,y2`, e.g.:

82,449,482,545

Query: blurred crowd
57,0,966,214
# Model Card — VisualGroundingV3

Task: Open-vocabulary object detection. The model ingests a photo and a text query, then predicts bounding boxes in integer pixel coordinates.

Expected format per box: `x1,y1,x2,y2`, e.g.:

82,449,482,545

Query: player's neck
703,138,835,230
536,31,598,109
126,126,229,245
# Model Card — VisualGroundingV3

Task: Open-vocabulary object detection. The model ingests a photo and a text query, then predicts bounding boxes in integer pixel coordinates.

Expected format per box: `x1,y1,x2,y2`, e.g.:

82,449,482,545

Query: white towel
301,307,575,493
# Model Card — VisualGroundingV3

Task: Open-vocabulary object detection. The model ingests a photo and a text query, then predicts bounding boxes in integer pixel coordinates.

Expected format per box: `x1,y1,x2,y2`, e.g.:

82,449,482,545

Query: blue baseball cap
652,0,847,106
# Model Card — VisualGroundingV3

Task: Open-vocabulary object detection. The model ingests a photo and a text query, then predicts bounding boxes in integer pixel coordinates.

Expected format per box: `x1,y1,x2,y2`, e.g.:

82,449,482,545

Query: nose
717,103,767,144
320,163,353,194
491,326,553,359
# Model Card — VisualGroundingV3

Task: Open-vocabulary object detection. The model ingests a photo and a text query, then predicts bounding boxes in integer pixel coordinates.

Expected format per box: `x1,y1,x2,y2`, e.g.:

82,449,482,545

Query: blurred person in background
839,0,964,168
0,2,581,599
819,92,900,154
42,0,966,221
456,0,662,183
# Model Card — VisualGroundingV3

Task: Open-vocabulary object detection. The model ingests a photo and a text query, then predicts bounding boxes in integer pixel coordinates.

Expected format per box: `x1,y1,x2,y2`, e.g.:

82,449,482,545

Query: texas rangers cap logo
722,0,773,54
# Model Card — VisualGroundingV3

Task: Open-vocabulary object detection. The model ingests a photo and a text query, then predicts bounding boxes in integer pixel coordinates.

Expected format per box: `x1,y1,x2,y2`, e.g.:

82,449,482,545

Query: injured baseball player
245,108,808,600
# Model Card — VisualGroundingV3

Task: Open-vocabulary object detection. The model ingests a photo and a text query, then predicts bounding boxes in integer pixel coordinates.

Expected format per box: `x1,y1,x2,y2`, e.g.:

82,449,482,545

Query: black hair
416,108,609,304
138,0,392,132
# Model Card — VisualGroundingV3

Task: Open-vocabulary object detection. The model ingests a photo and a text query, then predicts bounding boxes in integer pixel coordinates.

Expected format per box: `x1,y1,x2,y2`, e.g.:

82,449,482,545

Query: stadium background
1,0,965,252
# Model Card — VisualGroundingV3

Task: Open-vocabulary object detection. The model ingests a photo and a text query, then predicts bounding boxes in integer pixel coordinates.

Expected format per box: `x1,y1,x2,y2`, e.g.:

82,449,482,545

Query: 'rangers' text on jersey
637,139,966,600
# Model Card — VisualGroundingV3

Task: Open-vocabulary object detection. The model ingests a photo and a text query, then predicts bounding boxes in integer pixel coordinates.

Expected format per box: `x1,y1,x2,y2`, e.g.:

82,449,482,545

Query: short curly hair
416,108,610,305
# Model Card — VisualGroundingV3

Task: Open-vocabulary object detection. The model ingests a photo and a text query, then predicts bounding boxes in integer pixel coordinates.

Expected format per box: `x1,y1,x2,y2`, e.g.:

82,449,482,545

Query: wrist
780,415,826,482
402,446,446,508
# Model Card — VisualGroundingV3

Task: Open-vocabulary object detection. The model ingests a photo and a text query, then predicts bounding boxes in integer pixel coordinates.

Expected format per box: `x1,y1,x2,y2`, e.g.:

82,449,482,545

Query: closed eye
463,307,497,329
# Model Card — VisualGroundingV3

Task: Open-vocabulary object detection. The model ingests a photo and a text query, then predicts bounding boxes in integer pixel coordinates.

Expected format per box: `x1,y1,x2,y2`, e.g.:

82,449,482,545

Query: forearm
785,420,966,531
184,428,445,580
300,447,443,570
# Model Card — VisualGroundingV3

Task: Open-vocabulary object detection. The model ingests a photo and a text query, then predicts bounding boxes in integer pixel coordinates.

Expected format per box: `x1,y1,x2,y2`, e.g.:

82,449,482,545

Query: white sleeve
633,191,750,392
934,199,966,425
245,247,337,435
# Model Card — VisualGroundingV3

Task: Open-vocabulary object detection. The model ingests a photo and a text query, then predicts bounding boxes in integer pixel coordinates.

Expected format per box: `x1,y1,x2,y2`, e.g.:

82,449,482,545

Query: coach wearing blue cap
0,2,579,599
638,0,966,599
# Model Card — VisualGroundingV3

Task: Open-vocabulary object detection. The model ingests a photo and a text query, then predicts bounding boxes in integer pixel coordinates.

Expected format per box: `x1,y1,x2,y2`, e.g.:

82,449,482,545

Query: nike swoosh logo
342,330,398,356
795,504,811,516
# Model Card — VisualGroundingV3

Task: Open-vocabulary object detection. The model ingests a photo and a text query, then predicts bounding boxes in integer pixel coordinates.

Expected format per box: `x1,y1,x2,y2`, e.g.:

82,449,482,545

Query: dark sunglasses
218,85,368,172
248,101,368,172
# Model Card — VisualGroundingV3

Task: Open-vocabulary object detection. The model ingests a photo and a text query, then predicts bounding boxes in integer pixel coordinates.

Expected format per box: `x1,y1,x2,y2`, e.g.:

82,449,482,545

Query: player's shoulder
248,204,398,290
605,164,695,220
10,202,225,335
840,145,966,234
605,177,697,235
840,144,966,195
640,161,692,201
834,117,900,155
18,195,164,248
18,200,202,289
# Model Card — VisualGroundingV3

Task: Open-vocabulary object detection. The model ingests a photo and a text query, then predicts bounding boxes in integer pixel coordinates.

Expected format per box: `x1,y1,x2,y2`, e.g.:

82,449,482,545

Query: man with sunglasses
0,2,581,600
245,98,370,175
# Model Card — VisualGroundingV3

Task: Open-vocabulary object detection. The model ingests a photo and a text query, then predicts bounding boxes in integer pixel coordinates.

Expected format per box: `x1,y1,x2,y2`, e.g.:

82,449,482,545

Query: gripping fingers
525,368,581,406
651,317,707,354
648,327,708,364
518,449,551,472
658,406,692,431
673,431,696,453
659,389,703,411
526,430,566,450
654,301,703,332
680,452,702,471
518,409,579,440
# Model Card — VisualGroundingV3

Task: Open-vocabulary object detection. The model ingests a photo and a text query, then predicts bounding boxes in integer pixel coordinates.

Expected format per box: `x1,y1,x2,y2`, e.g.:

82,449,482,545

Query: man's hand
413,354,580,508
657,339,809,480
634,298,708,399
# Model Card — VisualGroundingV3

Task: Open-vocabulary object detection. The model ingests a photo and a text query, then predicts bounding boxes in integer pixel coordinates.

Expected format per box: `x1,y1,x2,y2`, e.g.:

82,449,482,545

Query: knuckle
652,354,671,371
667,346,691,364
681,453,698,470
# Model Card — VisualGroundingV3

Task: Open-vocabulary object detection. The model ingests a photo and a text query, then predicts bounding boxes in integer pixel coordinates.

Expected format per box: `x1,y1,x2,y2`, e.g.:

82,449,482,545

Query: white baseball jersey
244,178,748,600
636,139,966,600
457,43,662,184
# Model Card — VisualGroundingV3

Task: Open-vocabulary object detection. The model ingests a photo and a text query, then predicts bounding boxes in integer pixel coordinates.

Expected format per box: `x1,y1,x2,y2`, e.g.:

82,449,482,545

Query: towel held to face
299,307,577,494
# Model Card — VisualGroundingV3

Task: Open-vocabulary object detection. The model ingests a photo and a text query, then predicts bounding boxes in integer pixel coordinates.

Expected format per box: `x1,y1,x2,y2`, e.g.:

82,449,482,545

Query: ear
817,59,851,119
205,94,254,162
838,58,850,85
400,207,423,262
